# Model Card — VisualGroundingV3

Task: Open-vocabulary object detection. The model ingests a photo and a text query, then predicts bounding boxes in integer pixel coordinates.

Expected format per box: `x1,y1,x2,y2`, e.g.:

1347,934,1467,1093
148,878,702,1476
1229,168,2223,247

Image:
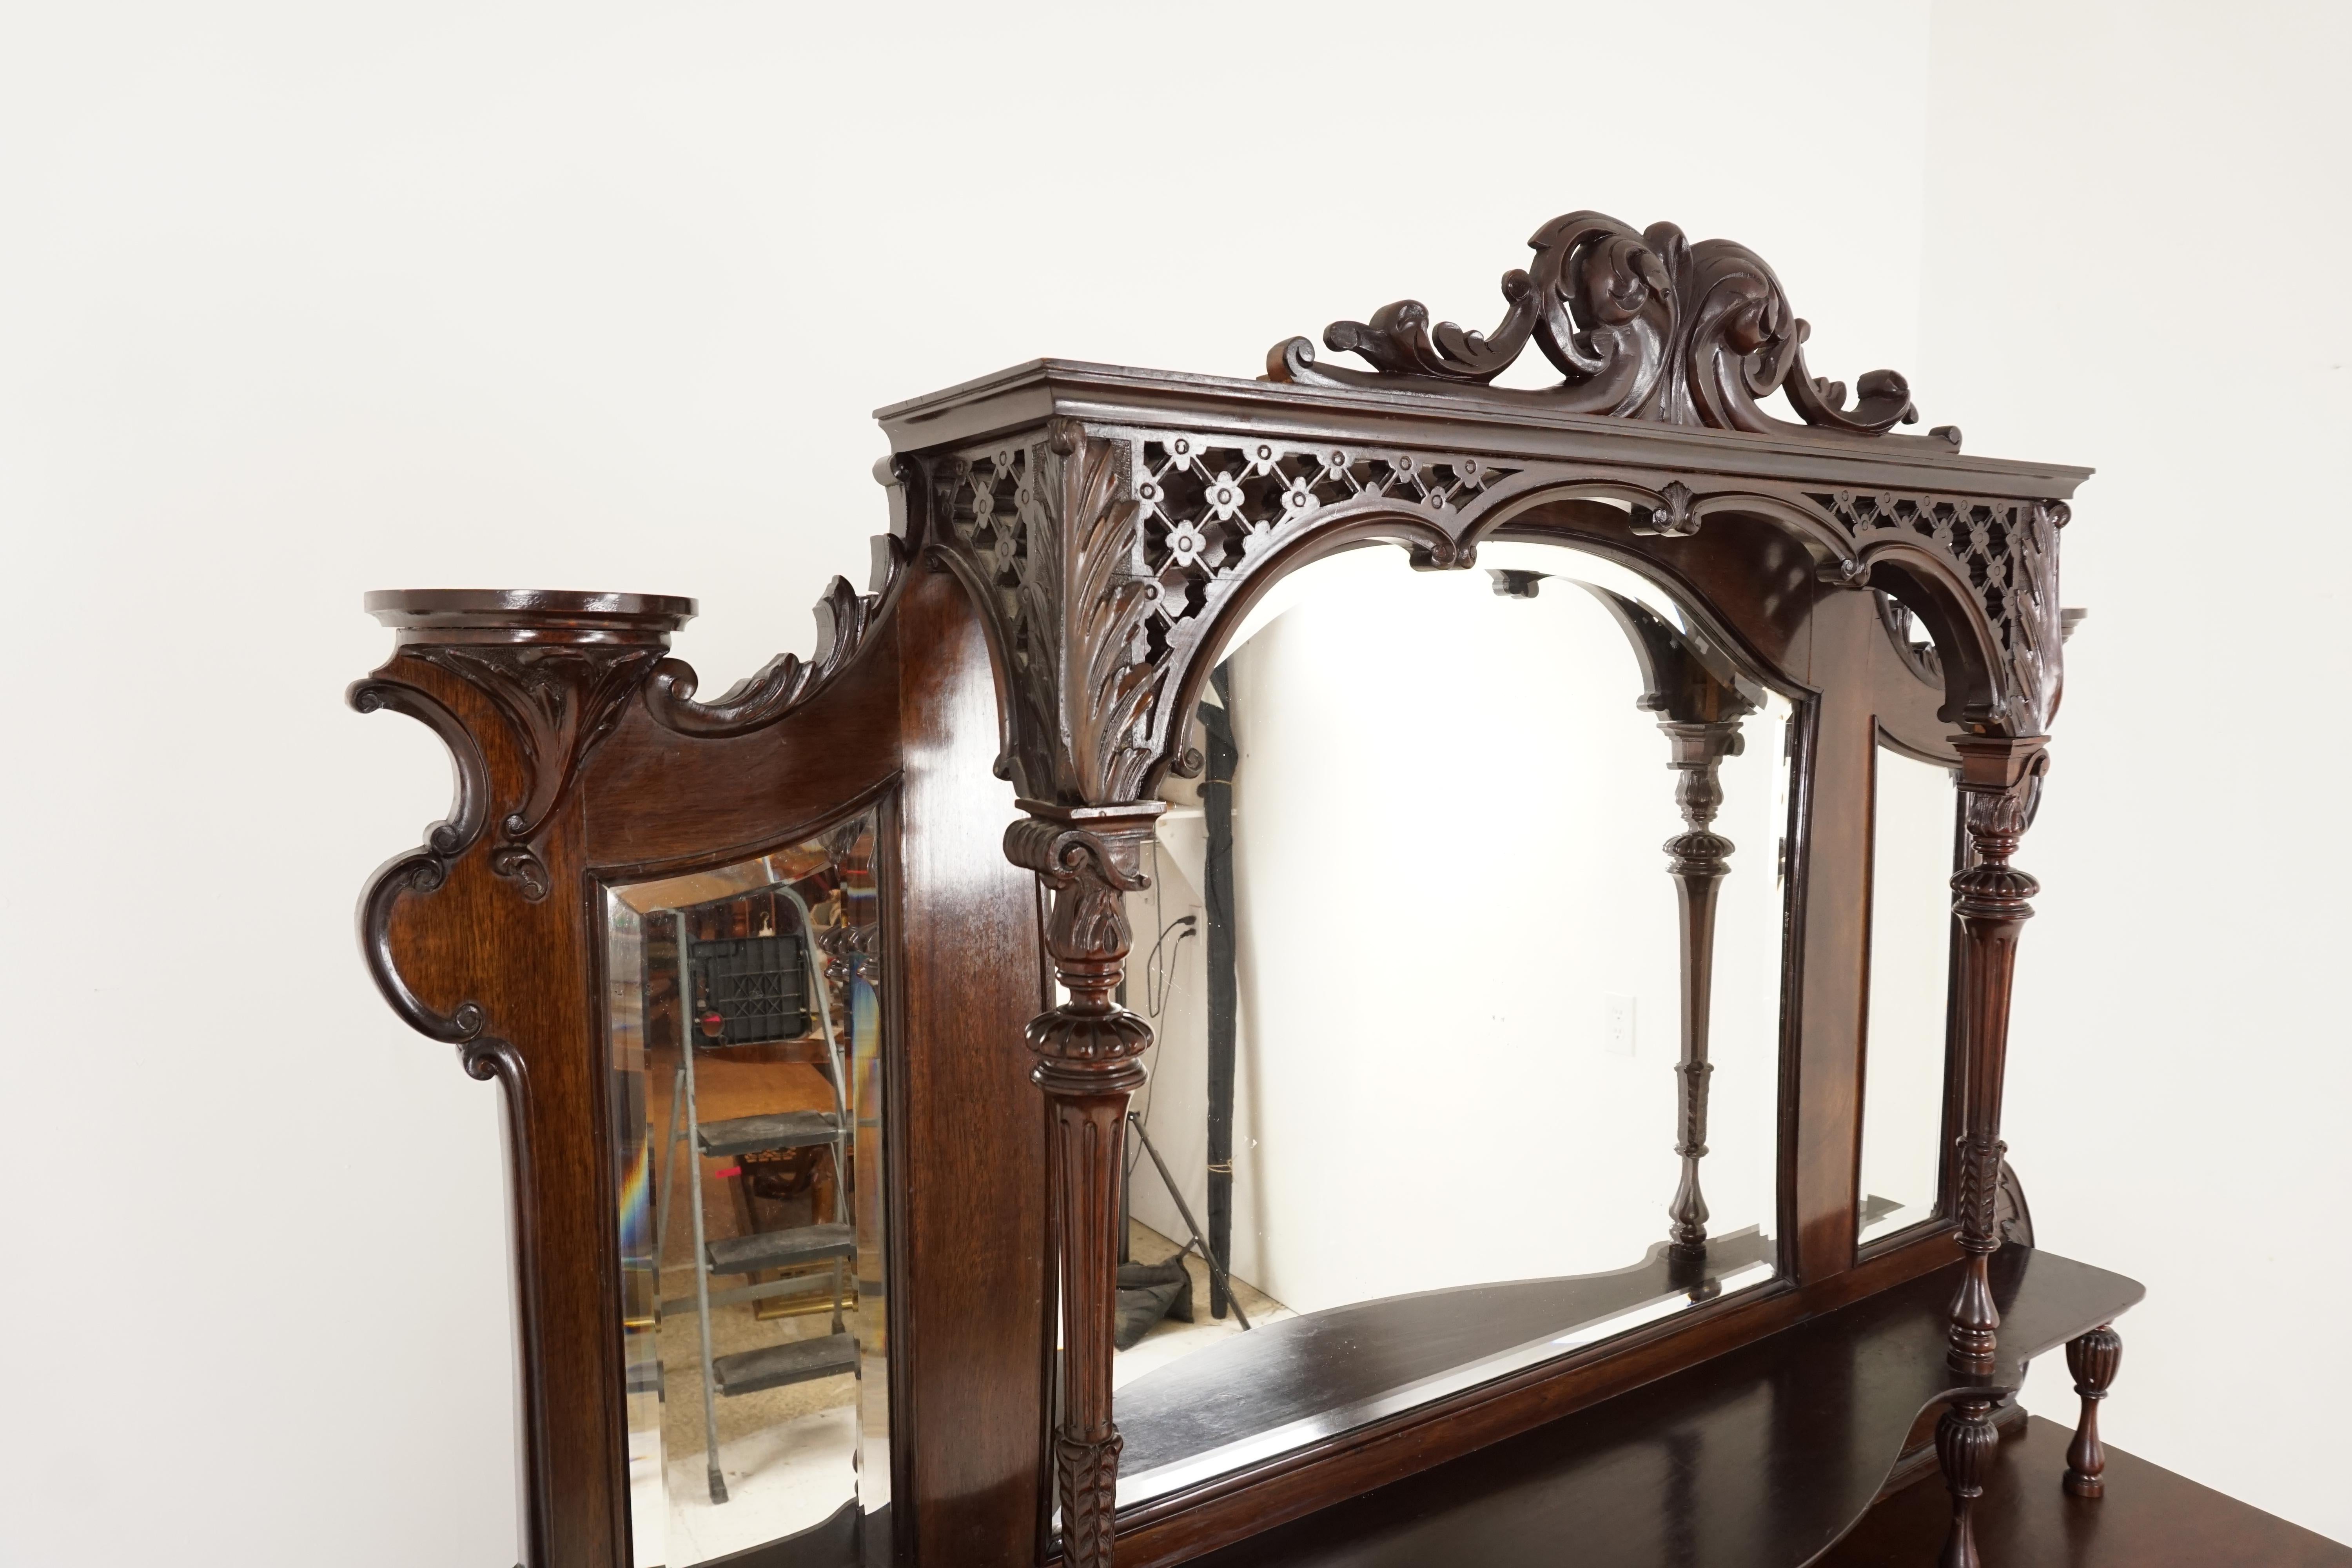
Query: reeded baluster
1936,1396,2000,1568
1944,737,2047,1374
1005,802,1163,1567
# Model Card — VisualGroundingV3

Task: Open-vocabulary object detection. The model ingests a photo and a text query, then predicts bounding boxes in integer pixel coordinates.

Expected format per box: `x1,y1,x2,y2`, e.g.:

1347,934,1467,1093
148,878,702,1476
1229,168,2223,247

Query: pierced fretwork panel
1133,436,1513,659
1813,489,2063,732
935,430,1519,670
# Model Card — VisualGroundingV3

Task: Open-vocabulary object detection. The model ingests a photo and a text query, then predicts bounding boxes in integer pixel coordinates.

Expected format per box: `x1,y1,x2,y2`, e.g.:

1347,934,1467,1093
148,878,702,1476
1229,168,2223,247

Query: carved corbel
1005,800,1166,1566
363,601,683,902
1944,734,2049,1374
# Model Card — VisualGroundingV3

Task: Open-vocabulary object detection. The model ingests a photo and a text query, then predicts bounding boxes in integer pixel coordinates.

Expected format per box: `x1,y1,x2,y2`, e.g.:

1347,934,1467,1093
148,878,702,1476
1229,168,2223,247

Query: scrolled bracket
406,643,666,901
348,677,493,1046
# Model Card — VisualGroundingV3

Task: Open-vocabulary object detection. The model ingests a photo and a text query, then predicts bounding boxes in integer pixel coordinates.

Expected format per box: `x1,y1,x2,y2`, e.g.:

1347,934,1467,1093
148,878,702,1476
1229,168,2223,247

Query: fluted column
1005,799,1164,1568
1660,719,1744,1259
1943,735,2047,1375
1935,1396,2000,1568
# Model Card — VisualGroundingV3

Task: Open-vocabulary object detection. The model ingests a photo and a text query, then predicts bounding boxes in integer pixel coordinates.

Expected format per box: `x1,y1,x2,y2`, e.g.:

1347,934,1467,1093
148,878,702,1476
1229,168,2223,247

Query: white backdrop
1,2,2340,1562
1919,0,2352,1546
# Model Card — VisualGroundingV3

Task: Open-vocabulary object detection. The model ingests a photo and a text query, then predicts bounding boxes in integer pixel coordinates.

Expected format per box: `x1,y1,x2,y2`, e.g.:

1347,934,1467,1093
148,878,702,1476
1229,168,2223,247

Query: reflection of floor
1114,1222,1294,1389
660,1403,857,1567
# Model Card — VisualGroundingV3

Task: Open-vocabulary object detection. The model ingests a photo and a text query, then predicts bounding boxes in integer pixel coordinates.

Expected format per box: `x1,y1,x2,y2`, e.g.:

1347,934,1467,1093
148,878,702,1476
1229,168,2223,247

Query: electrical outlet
1604,993,1636,1057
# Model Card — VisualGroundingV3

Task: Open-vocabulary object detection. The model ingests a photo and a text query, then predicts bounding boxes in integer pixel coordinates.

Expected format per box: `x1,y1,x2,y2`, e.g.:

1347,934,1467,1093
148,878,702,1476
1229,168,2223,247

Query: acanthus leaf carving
1272,210,1920,439
644,539,906,738
932,420,1169,806
408,643,664,900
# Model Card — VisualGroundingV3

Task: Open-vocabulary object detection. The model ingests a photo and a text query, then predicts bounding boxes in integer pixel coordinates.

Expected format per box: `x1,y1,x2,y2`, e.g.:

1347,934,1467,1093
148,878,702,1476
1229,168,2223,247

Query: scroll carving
645,539,906,737
348,678,494,1045
408,644,665,898
1270,210,1922,438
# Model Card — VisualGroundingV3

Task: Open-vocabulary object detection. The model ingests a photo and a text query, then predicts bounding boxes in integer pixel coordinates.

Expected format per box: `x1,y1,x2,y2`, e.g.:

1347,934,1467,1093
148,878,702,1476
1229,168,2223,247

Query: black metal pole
1202,670,1240,1318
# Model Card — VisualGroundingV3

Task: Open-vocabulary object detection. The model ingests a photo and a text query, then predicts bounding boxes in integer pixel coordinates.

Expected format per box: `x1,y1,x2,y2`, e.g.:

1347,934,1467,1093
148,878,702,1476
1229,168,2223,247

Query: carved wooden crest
1270,210,1927,439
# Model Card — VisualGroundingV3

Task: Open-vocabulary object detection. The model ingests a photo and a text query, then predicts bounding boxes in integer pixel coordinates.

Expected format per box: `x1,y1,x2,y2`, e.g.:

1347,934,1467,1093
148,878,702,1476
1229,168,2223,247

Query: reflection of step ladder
652,883,858,1506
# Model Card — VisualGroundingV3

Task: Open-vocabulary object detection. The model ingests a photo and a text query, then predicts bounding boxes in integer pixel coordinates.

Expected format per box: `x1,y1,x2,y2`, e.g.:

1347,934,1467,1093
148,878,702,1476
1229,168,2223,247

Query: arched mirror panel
602,808,891,1567
1091,541,1797,1509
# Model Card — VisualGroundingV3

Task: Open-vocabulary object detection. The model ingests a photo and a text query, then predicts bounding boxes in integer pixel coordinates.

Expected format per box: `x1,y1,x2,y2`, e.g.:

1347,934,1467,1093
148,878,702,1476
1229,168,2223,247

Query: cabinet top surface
875,358,2091,501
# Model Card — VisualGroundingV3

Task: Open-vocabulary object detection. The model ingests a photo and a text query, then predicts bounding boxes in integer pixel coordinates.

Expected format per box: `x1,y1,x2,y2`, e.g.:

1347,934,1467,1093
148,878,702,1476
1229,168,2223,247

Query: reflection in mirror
1858,742,1958,1245
606,810,887,1567
1100,542,1794,1510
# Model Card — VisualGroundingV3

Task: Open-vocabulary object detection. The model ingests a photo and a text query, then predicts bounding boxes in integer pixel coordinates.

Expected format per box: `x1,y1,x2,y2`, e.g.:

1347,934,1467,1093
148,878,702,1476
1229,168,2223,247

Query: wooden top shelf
1186,1247,2141,1568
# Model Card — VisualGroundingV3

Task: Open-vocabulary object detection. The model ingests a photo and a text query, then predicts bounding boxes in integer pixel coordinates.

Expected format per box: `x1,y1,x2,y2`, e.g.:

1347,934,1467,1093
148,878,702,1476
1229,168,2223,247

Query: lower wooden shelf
1186,1246,2141,1567
1822,1412,2352,1567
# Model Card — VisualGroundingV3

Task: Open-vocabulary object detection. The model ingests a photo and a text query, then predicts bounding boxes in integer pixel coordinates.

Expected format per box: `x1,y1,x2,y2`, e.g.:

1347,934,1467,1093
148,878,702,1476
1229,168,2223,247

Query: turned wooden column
1661,718,1744,1259
2064,1324,2122,1497
1943,735,2047,1374
1935,1395,2000,1568
1005,799,1165,1568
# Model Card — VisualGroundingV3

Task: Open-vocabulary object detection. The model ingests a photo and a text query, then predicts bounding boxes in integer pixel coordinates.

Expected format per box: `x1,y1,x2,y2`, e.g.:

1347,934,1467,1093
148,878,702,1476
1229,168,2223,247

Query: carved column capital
1660,719,1745,882
1006,800,1164,1080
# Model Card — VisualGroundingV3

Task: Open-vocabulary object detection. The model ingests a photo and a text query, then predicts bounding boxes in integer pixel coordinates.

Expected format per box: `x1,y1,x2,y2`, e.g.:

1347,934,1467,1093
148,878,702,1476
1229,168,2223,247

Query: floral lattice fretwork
1815,489,2066,734
1134,435,1515,657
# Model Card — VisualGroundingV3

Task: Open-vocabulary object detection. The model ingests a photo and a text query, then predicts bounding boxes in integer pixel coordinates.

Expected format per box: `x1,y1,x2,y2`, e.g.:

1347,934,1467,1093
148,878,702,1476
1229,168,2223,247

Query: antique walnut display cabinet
354,211,2132,1568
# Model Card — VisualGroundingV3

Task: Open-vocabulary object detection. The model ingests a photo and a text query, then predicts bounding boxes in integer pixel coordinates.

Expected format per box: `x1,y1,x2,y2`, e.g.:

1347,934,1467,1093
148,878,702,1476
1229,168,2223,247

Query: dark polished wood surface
1181,1248,2137,1568
1821,1416,2352,1568
1116,1233,1773,1479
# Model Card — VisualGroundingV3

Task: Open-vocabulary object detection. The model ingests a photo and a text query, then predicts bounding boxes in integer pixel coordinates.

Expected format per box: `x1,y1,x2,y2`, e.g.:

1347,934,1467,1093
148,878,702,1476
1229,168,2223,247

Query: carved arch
1849,534,2008,733
918,421,2057,815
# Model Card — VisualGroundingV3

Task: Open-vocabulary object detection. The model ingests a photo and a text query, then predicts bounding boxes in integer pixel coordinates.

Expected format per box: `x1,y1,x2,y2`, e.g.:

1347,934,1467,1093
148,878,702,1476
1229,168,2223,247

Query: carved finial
1269,211,1920,437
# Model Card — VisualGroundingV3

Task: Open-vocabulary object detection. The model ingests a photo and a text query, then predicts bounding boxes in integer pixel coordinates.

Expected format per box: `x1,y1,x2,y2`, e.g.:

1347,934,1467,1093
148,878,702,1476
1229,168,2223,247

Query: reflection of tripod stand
1126,1112,1250,1332
652,884,858,1505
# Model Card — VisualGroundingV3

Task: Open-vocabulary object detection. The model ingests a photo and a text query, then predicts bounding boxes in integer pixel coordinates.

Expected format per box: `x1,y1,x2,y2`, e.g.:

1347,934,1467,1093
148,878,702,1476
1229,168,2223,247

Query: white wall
1918,0,2352,1544
0,3,2034,1561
